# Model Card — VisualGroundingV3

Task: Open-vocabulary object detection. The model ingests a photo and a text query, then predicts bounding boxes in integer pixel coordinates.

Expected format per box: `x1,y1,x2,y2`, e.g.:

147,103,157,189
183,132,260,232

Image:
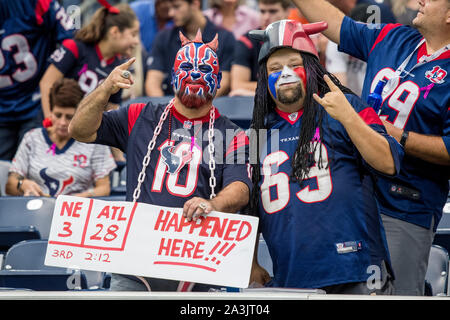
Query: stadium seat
110,165,126,196
0,269,87,291
0,160,11,196
433,204,450,253
0,196,55,239
0,240,109,290
0,226,41,253
0,239,86,290
424,245,449,296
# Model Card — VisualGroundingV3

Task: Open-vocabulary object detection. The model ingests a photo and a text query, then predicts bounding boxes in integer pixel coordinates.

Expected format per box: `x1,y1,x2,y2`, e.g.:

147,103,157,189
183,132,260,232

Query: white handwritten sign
44,195,259,288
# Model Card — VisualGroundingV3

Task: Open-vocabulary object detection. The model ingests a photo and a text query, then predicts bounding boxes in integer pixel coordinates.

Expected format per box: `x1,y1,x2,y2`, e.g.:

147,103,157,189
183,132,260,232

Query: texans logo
425,66,447,84
161,145,193,175
39,168,74,196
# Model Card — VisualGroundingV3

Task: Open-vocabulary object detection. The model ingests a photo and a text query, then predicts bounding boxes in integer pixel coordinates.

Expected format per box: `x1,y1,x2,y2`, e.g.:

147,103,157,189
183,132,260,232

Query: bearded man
68,30,251,292
248,20,404,294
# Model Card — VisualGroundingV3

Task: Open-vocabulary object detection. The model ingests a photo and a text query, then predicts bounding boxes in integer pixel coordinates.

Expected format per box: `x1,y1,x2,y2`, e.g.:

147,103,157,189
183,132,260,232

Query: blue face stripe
268,71,282,99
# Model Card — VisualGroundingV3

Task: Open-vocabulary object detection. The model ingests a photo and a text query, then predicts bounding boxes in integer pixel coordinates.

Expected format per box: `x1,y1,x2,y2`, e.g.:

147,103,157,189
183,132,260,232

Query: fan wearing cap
69,30,251,292
248,20,404,294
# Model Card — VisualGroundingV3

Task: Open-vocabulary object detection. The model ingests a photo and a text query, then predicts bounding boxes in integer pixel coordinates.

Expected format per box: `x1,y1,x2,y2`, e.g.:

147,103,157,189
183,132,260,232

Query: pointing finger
118,57,136,70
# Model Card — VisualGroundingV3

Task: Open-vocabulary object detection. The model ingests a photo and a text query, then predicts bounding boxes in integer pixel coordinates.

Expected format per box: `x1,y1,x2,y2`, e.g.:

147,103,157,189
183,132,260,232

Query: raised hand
101,57,136,95
313,75,354,124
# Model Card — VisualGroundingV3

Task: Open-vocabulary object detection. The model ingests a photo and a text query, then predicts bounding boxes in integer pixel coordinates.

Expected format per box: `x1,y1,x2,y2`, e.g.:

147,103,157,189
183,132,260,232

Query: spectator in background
355,0,397,22
0,0,75,161
287,7,309,24
293,0,450,297
145,0,236,97
229,0,291,96
391,0,419,26
39,2,140,119
126,0,172,101
39,2,140,162
6,78,116,198
203,0,260,39
130,0,173,53
324,1,397,96
325,4,371,96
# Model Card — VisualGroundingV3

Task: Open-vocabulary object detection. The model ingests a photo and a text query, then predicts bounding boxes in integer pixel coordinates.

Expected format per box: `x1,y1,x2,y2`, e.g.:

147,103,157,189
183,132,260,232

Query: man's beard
276,83,303,105
176,83,214,108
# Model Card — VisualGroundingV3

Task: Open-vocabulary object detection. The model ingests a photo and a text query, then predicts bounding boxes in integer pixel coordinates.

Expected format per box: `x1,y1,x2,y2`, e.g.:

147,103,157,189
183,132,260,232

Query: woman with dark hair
39,2,140,119
6,78,116,197
248,20,403,294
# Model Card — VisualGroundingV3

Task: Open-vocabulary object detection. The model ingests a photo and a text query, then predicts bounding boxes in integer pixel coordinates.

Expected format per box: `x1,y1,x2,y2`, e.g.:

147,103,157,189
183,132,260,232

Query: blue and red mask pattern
172,30,222,108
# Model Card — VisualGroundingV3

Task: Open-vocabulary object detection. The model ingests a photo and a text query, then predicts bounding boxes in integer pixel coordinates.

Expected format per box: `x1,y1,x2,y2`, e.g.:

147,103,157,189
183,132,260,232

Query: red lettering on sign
154,209,171,231
199,217,214,237
157,237,205,260
236,221,252,241
181,240,195,258
112,206,126,221
96,206,127,221
97,206,110,219
170,238,183,256
158,237,172,255
165,212,180,232
224,220,240,241
210,217,227,238
60,201,82,217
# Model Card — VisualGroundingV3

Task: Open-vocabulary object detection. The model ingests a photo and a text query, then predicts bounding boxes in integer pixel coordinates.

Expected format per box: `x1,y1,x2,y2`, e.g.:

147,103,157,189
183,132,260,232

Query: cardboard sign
44,195,259,288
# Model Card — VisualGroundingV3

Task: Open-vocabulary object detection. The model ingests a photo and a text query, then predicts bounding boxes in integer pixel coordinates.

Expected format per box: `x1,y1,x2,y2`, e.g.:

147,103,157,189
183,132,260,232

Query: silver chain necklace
132,99,217,203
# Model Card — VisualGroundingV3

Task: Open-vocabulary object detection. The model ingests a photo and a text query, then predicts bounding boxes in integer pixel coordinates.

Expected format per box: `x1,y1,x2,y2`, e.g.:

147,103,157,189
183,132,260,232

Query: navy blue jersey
49,39,124,105
232,31,261,82
147,18,236,96
258,94,403,288
94,102,251,206
0,0,75,122
339,17,450,230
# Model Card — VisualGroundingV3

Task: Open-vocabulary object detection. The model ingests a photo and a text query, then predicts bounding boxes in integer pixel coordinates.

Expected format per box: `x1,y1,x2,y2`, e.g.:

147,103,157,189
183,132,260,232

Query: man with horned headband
248,20,404,294
69,30,251,292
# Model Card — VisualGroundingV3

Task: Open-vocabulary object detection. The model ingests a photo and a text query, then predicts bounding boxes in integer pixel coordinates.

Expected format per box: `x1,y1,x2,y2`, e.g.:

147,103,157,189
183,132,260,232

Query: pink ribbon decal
419,83,434,99
46,143,56,156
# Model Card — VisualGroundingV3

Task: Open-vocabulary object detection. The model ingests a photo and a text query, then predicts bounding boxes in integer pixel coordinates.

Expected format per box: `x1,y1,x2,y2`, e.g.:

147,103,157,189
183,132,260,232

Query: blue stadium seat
433,202,450,253
0,197,55,252
0,269,86,291
110,165,126,196
0,240,109,290
0,239,85,290
425,245,449,296
0,226,41,252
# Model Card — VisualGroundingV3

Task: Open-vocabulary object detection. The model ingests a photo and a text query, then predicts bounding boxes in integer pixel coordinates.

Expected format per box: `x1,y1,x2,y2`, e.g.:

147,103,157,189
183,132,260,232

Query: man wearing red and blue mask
68,30,252,292
172,31,222,108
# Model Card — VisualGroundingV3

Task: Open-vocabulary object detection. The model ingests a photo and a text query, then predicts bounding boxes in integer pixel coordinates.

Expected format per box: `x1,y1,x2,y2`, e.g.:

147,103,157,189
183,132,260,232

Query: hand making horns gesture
313,75,355,124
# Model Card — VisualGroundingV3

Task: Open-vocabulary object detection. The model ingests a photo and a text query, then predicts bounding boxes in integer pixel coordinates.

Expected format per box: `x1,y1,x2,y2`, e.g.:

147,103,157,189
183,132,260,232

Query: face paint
268,66,307,100
172,42,221,108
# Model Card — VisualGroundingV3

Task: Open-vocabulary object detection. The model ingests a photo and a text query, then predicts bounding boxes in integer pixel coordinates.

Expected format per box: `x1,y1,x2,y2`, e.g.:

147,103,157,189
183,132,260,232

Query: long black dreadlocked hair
248,51,354,216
